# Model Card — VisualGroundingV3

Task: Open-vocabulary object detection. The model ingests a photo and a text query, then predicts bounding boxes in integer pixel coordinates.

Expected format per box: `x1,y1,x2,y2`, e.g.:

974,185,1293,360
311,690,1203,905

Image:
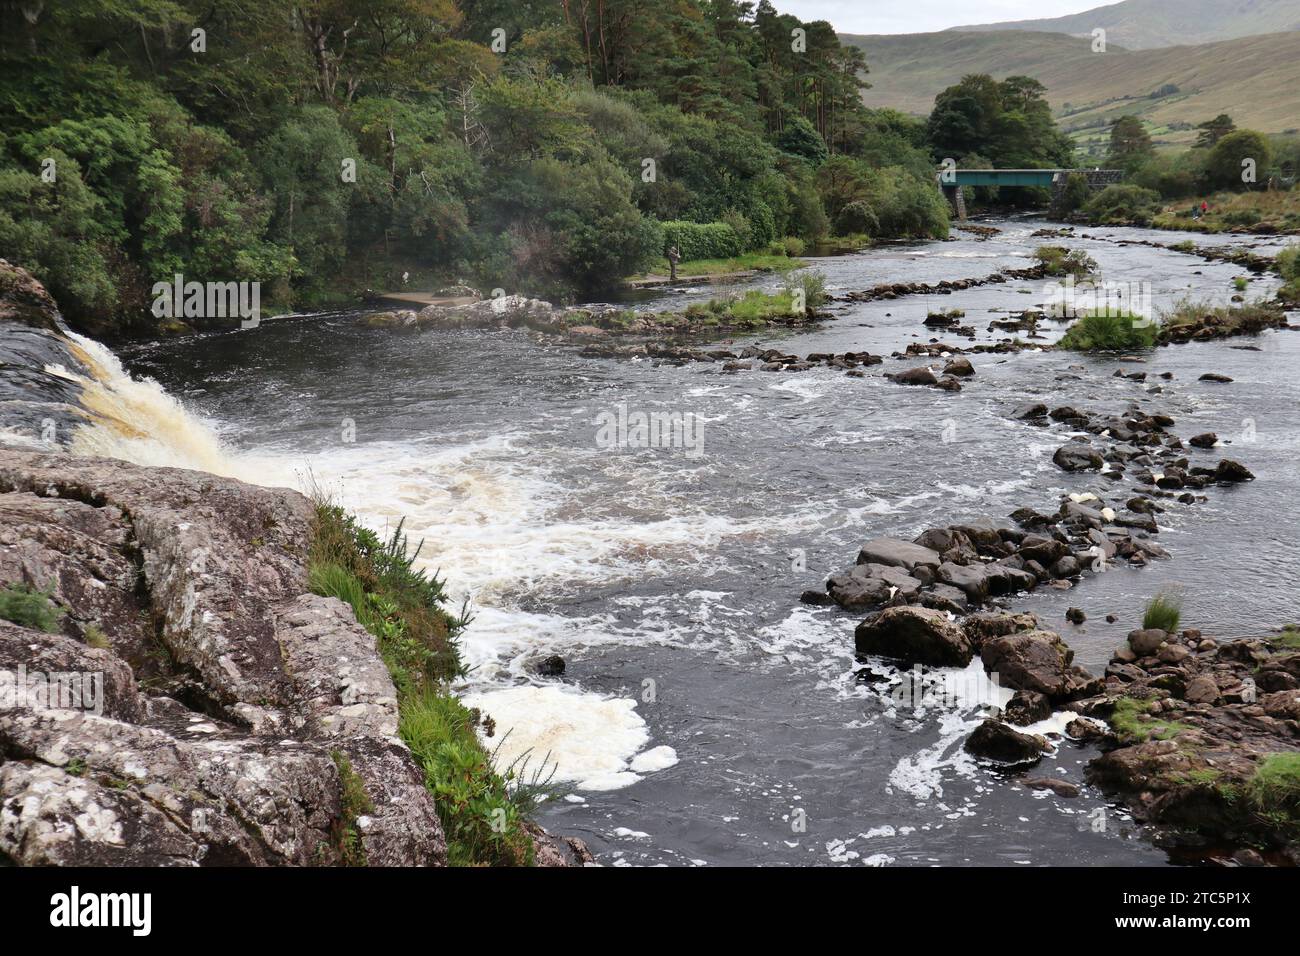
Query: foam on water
461,684,662,791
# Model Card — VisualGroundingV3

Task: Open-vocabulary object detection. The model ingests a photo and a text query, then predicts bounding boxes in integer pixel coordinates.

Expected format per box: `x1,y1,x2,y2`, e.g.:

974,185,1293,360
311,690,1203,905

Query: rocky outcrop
0,448,447,866
1079,628,1300,858
0,260,92,445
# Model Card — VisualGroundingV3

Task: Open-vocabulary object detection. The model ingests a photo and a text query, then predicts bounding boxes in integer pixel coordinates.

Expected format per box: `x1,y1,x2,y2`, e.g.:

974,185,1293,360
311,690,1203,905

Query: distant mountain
841,29,1300,155
948,0,1300,51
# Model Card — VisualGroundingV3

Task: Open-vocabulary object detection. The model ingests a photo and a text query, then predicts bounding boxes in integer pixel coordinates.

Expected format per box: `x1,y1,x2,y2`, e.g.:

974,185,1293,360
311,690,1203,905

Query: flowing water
28,217,1300,866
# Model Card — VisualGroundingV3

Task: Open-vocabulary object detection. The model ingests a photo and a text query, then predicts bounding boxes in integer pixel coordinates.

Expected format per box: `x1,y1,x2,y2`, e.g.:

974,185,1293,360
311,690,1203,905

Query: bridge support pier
942,185,967,222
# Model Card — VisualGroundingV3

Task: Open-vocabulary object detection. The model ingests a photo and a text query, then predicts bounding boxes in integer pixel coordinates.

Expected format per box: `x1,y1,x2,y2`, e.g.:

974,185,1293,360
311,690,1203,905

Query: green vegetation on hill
0,1,957,335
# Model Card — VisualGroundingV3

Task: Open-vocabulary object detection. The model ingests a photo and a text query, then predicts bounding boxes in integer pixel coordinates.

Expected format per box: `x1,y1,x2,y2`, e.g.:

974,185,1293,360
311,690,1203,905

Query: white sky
777,0,1122,35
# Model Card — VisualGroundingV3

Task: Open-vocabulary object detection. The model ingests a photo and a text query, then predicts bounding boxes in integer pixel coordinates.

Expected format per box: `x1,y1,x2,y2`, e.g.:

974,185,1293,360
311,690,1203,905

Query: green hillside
844,30,1300,156
949,0,1300,50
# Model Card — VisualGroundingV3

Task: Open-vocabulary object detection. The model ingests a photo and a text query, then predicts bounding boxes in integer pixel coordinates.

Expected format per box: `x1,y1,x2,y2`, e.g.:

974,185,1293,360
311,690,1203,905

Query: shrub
660,220,745,261
1142,592,1182,632
1034,245,1098,278
1279,245,1300,302
0,584,63,632
788,270,828,311
1083,184,1161,224
1277,244,1300,281
1057,311,1159,350
1057,173,1090,215
835,199,879,236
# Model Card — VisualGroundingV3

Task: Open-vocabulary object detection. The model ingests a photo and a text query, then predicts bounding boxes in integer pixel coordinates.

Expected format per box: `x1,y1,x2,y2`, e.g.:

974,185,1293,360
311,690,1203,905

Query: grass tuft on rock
0,583,63,633
1142,592,1182,633
399,688,555,867
330,751,373,867
1242,754,1300,833
309,498,546,866
1058,310,1159,351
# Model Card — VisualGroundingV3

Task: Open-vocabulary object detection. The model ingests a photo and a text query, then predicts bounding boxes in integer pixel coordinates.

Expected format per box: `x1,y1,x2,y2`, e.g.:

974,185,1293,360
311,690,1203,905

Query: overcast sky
777,0,1119,35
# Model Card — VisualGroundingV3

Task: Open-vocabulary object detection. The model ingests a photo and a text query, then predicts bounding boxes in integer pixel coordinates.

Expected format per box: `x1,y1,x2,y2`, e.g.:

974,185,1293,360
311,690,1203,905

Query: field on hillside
844,30,1300,157
948,0,1300,50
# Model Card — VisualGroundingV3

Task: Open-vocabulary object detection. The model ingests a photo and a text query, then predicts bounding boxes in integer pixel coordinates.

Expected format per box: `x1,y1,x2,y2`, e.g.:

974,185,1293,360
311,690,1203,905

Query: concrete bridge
937,168,1124,219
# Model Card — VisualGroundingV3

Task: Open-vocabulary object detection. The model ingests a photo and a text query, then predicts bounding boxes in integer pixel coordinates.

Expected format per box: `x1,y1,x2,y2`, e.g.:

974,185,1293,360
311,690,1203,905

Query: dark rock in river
856,537,941,572
964,719,1047,766
1053,442,1104,472
1213,459,1254,482
981,629,1100,700
854,606,973,667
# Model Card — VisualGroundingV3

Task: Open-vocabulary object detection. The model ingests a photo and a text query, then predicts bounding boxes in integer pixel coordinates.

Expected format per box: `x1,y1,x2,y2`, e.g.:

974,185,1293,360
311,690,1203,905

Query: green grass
685,271,828,326
0,584,63,633
1241,753,1300,837
309,499,547,866
1233,277,1249,292
399,688,555,867
1108,696,1192,744
1058,311,1160,351
1143,592,1183,632
330,751,373,867
1272,625,1300,649
634,251,804,280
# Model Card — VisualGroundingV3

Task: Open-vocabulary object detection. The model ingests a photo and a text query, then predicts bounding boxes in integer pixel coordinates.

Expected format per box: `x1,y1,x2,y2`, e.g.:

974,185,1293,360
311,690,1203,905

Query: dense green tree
1204,130,1273,191
1106,115,1155,173
927,74,1072,170
1195,114,1236,149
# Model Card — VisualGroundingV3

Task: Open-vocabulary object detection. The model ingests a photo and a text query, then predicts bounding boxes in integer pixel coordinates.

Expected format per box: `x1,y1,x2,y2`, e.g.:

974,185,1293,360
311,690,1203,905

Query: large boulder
416,294,558,330
855,606,974,667
855,537,941,572
964,719,1047,765
935,561,989,601
1053,442,1104,472
980,629,1100,700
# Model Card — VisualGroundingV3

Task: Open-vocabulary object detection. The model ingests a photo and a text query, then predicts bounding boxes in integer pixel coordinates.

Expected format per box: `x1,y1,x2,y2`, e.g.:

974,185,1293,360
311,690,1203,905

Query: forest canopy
0,3,1075,331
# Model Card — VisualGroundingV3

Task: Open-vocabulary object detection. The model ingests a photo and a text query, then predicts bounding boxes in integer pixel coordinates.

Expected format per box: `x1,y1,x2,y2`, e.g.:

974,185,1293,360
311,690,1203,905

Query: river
70,216,1300,866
